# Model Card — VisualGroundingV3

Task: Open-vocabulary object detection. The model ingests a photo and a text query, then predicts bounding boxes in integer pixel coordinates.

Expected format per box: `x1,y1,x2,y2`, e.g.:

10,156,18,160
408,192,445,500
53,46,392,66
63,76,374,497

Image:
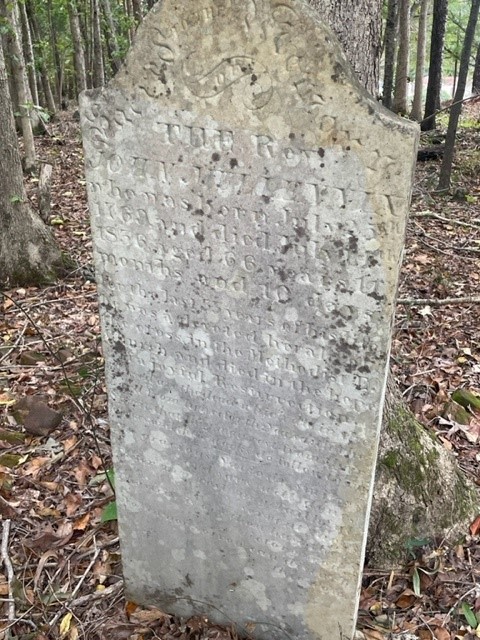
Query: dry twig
397,296,480,305
1,521,15,639
413,211,480,230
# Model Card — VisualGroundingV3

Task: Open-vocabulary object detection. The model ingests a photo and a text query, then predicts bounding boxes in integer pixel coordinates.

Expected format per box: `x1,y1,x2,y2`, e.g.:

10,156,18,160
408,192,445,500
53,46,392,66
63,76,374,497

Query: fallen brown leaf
434,626,452,640
470,515,480,536
24,523,73,552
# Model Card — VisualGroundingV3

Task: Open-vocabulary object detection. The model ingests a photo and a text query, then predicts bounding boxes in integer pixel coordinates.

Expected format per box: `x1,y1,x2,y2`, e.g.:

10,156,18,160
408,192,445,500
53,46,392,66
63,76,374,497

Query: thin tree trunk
410,0,428,121
438,0,480,191
472,41,480,94
0,0,36,172
383,0,398,109
0,39,61,286
125,0,135,44
18,0,38,107
47,0,62,106
100,0,122,74
132,0,142,26
422,0,448,131
25,0,56,115
92,0,105,87
68,0,87,95
392,0,410,114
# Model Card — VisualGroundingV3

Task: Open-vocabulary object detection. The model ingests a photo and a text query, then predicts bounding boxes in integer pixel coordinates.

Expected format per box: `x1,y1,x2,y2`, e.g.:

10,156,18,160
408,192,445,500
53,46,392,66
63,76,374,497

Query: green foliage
460,602,478,629
405,537,430,557
104,469,116,520
412,567,421,596
444,0,480,77
105,468,115,489
101,500,118,522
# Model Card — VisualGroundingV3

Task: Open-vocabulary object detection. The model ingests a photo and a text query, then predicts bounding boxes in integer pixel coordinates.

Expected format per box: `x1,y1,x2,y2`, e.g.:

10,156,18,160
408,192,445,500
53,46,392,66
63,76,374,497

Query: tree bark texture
472,40,480,94
92,0,105,87
132,0,142,26
392,0,410,114
100,0,122,74
25,0,56,114
422,0,448,130
410,0,429,121
383,0,398,109
307,0,383,95
47,0,62,105
68,0,88,95
438,0,480,191
18,0,38,107
0,39,61,287
0,0,37,172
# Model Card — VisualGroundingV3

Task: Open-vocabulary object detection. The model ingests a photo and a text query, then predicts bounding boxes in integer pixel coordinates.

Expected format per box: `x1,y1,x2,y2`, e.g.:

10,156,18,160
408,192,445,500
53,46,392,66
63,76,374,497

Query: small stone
12,396,63,436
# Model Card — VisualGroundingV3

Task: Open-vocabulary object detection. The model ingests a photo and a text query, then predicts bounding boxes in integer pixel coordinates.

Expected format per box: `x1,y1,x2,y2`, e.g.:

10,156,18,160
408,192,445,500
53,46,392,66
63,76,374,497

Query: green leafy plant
412,568,421,596
460,602,478,629
101,468,117,522
101,500,118,523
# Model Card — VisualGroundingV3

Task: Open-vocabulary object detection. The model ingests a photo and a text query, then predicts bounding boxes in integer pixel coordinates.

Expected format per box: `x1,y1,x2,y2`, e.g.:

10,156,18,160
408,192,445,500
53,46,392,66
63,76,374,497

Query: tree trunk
68,0,88,95
92,0,105,88
383,0,398,110
132,0,142,26
18,0,38,108
125,0,135,44
0,37,62,287
303,0,479,567
100,0,122,74
422,0,448,130
410,0,429,121
438,0,480,191
47,0,62,106
25,0,56,115
0,0,36,172
308,0,382,95
392,0,410,114
472,41,480,94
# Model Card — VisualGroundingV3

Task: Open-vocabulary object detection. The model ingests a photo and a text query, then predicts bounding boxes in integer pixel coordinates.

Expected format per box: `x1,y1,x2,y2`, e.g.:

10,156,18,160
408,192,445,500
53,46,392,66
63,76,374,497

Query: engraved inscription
80,1,417,637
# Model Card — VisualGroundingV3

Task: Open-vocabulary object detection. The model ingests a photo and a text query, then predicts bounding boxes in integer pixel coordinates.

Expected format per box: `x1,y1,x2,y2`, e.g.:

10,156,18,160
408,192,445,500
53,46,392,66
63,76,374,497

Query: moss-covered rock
366,381,478,568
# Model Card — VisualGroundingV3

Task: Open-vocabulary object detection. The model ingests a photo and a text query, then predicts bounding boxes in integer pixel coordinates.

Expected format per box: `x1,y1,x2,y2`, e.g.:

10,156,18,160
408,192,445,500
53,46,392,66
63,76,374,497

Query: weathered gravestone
80,1,418,638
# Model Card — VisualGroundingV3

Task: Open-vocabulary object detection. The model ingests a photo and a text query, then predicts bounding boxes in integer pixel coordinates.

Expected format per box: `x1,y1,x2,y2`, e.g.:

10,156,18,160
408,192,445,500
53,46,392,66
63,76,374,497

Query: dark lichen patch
211,153,220,162
348,234,359,252
294,226,306,239
230,158,238,168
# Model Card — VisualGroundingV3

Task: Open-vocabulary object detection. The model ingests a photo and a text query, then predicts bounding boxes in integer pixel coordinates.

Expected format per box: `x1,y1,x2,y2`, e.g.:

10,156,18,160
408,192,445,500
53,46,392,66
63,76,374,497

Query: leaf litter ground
0,108,480,640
